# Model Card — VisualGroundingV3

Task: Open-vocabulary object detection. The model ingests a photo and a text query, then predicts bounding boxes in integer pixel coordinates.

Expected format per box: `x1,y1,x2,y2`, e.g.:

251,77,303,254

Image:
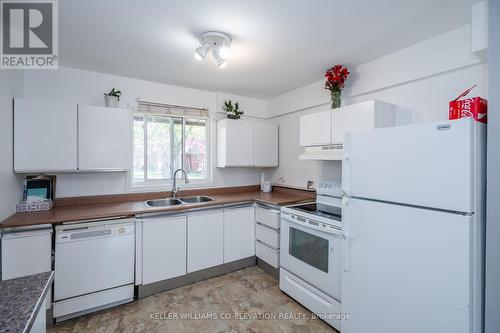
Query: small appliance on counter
260,172,273,192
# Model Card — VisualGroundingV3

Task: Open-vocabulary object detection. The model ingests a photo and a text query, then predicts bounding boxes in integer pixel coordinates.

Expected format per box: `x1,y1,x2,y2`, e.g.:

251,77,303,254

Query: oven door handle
281,213,343,237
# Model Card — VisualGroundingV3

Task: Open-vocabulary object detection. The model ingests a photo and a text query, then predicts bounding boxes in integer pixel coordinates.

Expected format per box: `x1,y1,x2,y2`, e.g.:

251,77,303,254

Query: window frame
127,110,212,191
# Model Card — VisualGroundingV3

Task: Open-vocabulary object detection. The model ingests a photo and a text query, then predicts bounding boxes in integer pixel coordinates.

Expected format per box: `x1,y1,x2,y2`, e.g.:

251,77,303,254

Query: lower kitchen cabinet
223,206,255,263
187,210,224,273
255,204,281,269
142,215,187,284
1,225,53,310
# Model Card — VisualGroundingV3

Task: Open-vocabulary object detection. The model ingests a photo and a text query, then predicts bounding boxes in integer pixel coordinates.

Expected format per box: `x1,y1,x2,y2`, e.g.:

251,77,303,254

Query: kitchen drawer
255,206,280,230
256,224,279,249
280,268,341,330
256,241,279,268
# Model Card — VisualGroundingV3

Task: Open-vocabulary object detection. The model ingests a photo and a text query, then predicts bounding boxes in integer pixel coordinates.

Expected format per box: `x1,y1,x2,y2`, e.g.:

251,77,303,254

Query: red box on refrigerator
449,85,487,123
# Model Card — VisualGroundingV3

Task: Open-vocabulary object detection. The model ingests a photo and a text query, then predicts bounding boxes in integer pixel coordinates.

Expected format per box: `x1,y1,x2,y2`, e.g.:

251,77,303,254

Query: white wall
266,25,488,188
215,92,267,119
485,1,500,332
0,71,25,221
22,67,267,197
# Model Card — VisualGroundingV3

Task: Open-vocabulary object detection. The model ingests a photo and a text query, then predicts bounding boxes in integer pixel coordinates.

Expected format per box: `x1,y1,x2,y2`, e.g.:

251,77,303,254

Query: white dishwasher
53,218,135,321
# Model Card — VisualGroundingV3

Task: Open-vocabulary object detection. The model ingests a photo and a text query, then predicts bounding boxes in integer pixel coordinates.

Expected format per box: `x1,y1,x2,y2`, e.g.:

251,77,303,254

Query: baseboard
257,258,280,280
138,256,257,299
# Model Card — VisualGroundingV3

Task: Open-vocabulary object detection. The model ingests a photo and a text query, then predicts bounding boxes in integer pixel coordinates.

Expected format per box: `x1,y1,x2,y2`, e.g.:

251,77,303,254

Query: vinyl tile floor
48,266,337,333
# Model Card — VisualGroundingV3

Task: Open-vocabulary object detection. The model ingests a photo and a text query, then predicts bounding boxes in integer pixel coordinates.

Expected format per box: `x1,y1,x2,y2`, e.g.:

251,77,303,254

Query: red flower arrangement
325,65,350,92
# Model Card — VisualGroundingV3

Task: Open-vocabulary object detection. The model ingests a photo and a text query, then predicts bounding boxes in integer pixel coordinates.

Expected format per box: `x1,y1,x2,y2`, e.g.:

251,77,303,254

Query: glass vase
330,90,341,109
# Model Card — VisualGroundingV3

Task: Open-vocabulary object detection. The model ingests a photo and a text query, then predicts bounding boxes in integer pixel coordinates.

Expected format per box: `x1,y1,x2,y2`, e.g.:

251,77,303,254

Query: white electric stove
279,181,344,331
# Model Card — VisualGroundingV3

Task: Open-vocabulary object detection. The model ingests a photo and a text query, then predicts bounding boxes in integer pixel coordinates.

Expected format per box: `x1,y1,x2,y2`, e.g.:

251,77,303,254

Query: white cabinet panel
331,101,394,144
255,205,280,229
30,299,47,333
253,121,278,167
1,226,53,309
78,105,131,171
223,206,255,263
255,224,279,249
255,241,279,268
1,227,52,280
217,118,278,168
217,119,254,167
331,102,375,144
187,210,224,273
472,1,488,59
14,98,78,172
142,216,186,284
299,110,331,146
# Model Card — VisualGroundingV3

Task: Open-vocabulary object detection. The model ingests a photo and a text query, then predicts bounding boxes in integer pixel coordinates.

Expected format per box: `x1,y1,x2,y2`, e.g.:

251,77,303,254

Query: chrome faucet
171,169,189,198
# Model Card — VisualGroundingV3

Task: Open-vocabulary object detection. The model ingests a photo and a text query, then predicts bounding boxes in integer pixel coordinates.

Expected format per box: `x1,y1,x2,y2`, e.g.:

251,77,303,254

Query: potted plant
104,88,122,107
324,65,350,109
223,100,244,119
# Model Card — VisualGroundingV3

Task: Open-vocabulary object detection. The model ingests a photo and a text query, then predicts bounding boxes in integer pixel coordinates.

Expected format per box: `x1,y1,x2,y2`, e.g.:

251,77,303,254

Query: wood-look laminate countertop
1,186,315,229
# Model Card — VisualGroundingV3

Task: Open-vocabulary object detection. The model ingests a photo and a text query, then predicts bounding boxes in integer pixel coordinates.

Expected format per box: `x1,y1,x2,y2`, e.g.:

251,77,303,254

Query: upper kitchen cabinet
253,121,278,167
14,98,78,173
299,110,332,146
330,101,395,144
14,99,131,172
78,105,131,171
299,100,395,160
217,118,278,167
217,118,253,167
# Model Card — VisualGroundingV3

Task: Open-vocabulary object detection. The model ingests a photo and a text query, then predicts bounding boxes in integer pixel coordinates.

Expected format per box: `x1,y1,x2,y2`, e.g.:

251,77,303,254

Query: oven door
280,213,342,301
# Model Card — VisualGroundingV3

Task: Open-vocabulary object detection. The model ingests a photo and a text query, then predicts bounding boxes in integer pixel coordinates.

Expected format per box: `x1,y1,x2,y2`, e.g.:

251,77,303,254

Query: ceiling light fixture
213,49,227,68
194,31,232,68
194,44,209,60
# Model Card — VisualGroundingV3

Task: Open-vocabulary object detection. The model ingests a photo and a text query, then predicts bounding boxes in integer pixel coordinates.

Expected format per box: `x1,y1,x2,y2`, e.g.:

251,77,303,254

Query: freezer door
341,198,479,333
343,118,484,213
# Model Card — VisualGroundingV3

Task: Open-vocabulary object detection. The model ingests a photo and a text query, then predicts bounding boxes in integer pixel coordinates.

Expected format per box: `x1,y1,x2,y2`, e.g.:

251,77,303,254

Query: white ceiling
60,0,477,99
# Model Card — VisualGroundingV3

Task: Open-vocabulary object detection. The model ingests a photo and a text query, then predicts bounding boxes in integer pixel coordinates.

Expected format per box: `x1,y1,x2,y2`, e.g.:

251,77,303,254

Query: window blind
136,100,210,118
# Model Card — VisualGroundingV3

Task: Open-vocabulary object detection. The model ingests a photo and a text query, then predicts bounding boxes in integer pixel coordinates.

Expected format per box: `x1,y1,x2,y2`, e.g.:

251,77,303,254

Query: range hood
299,144,343,161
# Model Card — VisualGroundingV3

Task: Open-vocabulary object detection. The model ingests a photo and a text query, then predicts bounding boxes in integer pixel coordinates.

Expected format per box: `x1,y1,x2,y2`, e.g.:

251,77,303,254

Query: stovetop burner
290,203,341,221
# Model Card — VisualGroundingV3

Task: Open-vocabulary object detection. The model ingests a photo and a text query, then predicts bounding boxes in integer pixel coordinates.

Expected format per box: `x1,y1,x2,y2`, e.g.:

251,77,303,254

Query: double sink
145,196,215,207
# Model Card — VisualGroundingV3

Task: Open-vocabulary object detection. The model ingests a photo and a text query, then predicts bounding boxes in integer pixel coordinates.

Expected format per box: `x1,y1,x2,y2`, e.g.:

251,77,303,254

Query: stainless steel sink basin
178,196,215,204
145,198,183,207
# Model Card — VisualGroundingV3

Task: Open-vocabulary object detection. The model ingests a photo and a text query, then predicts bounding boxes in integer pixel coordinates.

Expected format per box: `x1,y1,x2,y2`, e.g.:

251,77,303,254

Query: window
132,103,210,186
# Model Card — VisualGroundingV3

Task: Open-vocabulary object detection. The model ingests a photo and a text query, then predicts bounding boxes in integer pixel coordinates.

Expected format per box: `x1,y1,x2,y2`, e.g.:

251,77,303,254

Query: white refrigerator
341,118,485,333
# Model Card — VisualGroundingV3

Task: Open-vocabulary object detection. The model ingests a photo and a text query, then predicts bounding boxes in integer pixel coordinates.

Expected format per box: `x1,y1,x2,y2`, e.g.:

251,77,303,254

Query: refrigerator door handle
342,145,351,196
342,196,350,272
343,232,350,272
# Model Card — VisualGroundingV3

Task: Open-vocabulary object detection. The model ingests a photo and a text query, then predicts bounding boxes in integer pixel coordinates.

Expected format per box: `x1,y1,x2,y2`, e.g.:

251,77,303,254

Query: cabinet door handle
256,239,279,253
258,206,280,214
